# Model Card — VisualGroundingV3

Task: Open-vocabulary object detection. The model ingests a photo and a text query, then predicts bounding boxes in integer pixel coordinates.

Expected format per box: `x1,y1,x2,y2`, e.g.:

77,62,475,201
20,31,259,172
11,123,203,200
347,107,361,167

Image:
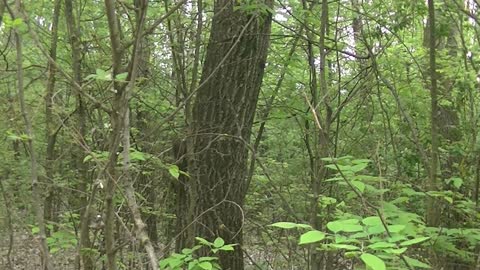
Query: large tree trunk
182,1,273,269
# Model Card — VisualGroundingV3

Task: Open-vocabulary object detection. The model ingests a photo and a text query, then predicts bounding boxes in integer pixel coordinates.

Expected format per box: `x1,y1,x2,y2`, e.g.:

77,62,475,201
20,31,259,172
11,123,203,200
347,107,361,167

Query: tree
179,1,273,268
3,1,480,269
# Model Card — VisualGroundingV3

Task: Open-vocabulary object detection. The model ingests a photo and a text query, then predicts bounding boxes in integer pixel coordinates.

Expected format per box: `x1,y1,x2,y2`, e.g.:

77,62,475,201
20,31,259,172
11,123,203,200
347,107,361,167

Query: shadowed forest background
1,0,480,269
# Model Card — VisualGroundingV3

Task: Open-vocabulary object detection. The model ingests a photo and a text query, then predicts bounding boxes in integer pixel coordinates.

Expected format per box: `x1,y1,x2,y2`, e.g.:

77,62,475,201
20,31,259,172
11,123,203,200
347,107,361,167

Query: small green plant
159,237,236,270
31,224,78,254
46,230,78,254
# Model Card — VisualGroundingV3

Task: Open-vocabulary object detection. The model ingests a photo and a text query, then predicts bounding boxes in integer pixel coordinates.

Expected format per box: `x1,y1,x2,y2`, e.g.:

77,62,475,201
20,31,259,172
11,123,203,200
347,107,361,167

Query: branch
17,9,112,113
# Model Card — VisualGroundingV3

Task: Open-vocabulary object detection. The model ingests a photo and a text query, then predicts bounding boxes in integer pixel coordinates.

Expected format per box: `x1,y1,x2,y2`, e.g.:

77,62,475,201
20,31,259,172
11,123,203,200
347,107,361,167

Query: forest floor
0,230,75,270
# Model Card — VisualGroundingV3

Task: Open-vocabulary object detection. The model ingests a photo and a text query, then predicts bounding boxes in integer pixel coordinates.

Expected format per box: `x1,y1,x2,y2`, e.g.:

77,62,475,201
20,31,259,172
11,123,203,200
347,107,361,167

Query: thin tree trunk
0,173,14,270
301,0,330,268
44,0,61,237
475,154,480,206
0,0,5,27
123,2,158,268
426,0,440,227
134,0,158,250
103,0,125,268
168,0,203,253
104,1,157,269
12,0,52,268
64,0,94,268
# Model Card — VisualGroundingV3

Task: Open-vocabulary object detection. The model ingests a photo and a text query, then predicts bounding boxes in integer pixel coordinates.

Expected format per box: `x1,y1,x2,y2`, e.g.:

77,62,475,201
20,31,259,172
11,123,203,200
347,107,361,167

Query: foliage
269,157,480,269
1,0,480,269
159,237,236,270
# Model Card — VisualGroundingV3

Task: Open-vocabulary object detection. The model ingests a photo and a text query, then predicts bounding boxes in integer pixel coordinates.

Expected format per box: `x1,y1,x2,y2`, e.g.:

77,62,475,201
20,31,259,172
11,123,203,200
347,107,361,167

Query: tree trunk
44,0,61,236
182,1,273,269
426,0,440,228
0,0,5,27
12,0,52,268
64,0,94,268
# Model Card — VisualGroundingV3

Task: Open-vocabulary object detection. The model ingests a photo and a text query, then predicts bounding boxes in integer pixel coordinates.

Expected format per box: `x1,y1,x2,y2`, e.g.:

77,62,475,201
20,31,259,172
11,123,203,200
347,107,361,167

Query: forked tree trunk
182,1,273,269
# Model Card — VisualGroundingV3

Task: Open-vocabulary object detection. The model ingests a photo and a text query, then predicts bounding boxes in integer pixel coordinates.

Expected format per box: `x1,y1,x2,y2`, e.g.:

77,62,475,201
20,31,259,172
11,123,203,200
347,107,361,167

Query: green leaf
367,225,386,235
403,256,431,268
12,18,23,26
169,257,184,268
350,232,369,239
447,177,463,189
32,226,40,234
400,237,430,247
341,219,360,224
384,247,407,255
182,248,193,255
299,230,325,245
368,242,396,250
195,237,212,246
388,235,407,243
327,244,360,250
351,162,368,172
270,222,311,229
325,164,339,171
295,223,313,229
352,180,365,193
95,68,111,81
159,258,171,269
213,237,225,248
327,220,363,233
352,159,372,164
84,74,97,80
327,221,342,233
341,224,363,232
6,132,21,141
443,196,453,204
130,149,147,161
115,72,129,81
198,261,213,270
46,237,56,245
270,222,297,229
198,256,218,262
319,196,337,205
83,155,92,163
169,165,180,179
387,225,406,233
360,253,386,270
344,251,361,258
219,244,235,251
362,216,382,226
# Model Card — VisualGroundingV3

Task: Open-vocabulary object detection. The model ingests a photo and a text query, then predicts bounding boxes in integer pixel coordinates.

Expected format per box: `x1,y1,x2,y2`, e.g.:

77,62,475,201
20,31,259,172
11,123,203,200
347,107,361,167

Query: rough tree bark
180,1,273,269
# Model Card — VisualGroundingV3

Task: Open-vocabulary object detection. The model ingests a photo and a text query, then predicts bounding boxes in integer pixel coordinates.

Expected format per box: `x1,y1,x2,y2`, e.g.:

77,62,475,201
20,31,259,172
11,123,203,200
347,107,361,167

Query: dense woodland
1,0,480,269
